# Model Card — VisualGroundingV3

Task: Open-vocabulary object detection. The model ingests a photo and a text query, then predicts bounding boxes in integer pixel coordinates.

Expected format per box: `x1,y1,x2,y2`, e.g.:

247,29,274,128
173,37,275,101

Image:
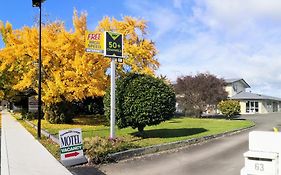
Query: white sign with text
59,128,87,166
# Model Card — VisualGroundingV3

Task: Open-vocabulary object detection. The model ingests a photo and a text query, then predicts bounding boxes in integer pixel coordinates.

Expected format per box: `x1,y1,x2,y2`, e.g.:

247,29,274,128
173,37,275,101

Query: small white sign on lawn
59,128,87,166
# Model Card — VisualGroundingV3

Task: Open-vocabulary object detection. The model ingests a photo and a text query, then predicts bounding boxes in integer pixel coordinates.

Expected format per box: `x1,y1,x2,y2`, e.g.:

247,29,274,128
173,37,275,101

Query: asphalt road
95,113,281,175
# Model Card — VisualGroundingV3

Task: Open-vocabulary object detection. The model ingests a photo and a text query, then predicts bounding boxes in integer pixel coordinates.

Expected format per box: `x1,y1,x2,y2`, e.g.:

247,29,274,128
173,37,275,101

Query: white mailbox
241,131,281,175
243,151,278,175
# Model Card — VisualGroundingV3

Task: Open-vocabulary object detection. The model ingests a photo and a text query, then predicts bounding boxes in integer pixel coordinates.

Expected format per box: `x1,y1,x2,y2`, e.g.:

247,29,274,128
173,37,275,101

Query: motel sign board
59,128,87,166
85,31,104,54
104,31,123,58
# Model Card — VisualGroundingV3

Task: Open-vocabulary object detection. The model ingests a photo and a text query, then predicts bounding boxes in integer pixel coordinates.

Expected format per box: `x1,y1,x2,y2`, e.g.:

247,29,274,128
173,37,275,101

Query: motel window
246,101,259,113
255,102,258,112
267,101,272,108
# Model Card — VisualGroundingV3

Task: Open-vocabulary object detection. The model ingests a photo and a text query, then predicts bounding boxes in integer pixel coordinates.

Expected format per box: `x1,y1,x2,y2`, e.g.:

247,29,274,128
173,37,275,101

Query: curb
107,124,255,161
23,119,88,167
23,119,60,144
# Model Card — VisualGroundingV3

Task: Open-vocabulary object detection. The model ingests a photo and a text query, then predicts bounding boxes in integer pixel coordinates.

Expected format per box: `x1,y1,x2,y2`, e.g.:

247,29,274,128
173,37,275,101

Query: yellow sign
85,31,104,54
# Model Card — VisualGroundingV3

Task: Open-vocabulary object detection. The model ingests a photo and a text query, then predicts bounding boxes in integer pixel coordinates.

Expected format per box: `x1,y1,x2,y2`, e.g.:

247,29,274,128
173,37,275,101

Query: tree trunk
138,125,144,132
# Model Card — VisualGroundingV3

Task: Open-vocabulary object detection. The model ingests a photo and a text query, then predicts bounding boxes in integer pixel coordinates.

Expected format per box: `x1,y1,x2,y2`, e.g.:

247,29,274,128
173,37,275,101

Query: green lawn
30,116,254,147
15,114,253,161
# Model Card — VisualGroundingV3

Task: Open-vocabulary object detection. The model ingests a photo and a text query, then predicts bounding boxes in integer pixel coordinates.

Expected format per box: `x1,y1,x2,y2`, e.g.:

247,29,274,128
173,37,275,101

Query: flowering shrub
84,136,135,164
218,100,240,118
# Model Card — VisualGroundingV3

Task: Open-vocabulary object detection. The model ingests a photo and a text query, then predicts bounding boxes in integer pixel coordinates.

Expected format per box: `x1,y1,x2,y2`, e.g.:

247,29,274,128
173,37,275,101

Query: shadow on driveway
69,166,106,175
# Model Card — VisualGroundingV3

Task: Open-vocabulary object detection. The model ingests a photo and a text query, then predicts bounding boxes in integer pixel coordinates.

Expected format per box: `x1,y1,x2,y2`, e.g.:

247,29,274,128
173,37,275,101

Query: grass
30,115,254,147
14,114,254,160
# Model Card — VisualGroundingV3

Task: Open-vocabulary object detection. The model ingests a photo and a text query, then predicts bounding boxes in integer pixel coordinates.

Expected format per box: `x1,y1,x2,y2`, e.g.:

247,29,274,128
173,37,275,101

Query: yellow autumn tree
0,10,159,122
96,16,159,75
0,21,25,101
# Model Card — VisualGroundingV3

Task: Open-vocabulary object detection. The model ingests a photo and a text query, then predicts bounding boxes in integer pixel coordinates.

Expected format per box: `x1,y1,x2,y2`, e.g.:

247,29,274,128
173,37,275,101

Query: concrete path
1,111,73,175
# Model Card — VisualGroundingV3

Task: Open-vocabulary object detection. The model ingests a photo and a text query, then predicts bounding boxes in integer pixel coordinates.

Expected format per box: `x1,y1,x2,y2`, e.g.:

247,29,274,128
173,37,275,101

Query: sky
1,0,281,97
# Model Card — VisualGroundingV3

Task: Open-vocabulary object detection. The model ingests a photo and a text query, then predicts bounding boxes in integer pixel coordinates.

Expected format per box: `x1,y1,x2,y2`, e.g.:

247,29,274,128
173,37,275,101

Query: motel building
225,79,281,114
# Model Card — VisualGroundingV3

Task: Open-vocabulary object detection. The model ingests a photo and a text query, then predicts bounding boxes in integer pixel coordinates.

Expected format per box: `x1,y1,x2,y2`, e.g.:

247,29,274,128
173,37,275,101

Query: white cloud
173,0,183,9
149,8,180,39
125,1,181,40
126,0,281,97
193,0,281,31
158,30,281,96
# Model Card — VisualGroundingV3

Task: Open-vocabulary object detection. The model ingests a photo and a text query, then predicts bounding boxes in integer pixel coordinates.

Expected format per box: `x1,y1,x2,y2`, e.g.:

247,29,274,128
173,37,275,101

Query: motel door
246,101,259,113
273,102,278,112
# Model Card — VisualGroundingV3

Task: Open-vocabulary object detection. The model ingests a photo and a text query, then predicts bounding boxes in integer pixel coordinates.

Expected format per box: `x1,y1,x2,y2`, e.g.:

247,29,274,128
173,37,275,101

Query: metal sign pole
37,1,42,139
100,31,122,139
110,57,116,139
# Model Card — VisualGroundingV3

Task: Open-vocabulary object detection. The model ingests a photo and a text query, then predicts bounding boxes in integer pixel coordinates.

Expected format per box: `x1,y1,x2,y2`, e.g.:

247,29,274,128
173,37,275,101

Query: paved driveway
97,113,281,175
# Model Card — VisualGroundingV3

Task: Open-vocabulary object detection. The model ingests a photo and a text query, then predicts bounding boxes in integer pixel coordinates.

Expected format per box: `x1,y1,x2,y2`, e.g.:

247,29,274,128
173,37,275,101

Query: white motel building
225,79,281,114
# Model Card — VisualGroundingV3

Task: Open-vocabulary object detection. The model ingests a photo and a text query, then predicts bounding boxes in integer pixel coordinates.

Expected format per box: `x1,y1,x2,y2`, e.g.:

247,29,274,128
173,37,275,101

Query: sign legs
110,58,116,139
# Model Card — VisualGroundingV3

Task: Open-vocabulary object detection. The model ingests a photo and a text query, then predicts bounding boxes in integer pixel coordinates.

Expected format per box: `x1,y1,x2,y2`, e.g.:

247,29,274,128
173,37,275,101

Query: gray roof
225,78,242,83
225,78,251,88
230,91,281,101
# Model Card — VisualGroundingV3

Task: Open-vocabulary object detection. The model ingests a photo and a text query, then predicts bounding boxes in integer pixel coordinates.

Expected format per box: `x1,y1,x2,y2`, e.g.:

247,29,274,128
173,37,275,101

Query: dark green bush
74,96,104,115
21,112,37,120
218,100,240,118
44,101,76,124
104,73,176,132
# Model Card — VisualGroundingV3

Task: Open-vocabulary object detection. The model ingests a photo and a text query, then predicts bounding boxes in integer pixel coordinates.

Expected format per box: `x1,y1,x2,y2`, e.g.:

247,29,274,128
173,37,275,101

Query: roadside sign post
104,31,123,139
85,31,123,139
59,128,87,166
110,58,116,139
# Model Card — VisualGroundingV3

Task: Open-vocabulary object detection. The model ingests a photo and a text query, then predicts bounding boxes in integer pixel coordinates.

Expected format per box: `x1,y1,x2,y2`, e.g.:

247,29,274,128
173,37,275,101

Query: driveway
96,113,281,175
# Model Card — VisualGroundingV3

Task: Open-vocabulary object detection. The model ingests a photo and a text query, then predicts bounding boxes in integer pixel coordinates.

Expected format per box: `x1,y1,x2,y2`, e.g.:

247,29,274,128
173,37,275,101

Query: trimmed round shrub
218,100,240,118
104,73,176,132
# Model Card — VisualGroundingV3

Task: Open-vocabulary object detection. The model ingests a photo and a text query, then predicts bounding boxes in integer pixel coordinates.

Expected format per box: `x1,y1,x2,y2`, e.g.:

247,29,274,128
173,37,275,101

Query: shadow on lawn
131,128,208,138
73,115,109,126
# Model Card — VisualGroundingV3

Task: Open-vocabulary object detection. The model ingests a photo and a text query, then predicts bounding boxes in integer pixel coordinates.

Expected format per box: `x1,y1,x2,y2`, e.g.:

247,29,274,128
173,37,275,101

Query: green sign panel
104,31,123,58
61,144,83,154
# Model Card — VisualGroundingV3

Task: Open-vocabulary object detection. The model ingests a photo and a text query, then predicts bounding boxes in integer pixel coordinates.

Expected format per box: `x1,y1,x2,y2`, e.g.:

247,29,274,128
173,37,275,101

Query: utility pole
32,0,44,139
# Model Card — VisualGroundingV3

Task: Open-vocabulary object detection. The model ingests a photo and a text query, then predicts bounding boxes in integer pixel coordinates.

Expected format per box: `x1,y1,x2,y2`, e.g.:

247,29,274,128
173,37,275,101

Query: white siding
225,86,234,97
225,81,247,97
260,101,268,113
240,101,246,114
